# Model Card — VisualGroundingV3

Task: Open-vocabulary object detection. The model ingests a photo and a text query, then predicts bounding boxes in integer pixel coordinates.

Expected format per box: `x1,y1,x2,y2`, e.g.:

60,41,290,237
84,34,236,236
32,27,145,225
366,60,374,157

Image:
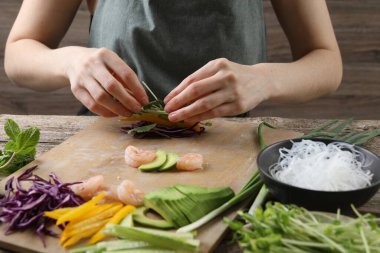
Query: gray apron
83,0,266,114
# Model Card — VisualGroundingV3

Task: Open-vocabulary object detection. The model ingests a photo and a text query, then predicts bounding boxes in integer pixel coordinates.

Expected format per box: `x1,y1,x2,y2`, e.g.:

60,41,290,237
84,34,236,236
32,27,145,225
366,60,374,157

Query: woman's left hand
164,58,273,122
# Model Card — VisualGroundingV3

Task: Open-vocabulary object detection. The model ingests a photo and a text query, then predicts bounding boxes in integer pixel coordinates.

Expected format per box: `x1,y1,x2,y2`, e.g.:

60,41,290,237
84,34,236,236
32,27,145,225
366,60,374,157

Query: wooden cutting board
0,117,302,253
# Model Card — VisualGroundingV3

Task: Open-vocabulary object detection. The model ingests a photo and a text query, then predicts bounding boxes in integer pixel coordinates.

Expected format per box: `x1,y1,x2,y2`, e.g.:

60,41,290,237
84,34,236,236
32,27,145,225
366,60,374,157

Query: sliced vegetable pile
45,193,135,248
0,119,40,175
134,185,235,228
121,81,208,138
71,225,199,253
121,100,206,138
0,166,83,245
226,202,380,253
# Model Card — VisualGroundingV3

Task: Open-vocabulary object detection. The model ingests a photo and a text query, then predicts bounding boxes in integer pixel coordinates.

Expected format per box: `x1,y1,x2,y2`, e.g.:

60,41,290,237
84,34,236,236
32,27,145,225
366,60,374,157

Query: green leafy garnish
226,202,380,253
127,123,157,135
0,119,40,175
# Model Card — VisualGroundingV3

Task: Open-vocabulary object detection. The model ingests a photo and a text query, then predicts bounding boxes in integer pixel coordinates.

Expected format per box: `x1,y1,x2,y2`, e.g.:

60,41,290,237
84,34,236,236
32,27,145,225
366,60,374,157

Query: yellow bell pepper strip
66,203,123,232
60,218,111,245
61,203,122,243
57,193,105,225
88,205,135,244
62,226,101,248
63,203,117,228
44,207,75,220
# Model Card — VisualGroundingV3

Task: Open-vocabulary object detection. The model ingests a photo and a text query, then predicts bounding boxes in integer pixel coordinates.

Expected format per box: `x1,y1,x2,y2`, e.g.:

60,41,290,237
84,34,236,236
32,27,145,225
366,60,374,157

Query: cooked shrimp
71,175,105,200
125,145,156,168
117,179,144,206
176,153,204,171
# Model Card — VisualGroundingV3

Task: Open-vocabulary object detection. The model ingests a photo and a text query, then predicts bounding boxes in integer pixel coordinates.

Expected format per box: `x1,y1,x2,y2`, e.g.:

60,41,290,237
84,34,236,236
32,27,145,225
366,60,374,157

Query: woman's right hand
66,47,149,117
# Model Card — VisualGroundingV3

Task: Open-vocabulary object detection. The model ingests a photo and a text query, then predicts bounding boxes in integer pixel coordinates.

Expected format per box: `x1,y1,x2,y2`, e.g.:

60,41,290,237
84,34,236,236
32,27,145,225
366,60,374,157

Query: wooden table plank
0,115,379,253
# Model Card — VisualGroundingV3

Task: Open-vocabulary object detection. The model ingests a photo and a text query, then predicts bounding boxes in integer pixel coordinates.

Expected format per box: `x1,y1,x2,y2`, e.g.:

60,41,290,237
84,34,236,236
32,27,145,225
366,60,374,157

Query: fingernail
164,105,172,113
169,112,177,122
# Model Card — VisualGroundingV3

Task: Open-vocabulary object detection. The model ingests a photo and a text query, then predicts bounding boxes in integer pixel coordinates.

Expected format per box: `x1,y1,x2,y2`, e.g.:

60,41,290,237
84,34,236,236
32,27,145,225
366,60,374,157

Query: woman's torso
89,0,266,100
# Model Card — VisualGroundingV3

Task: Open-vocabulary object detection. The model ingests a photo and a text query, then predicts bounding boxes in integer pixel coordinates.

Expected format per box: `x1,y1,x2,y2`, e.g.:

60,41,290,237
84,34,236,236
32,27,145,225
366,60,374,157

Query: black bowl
257,138,380,211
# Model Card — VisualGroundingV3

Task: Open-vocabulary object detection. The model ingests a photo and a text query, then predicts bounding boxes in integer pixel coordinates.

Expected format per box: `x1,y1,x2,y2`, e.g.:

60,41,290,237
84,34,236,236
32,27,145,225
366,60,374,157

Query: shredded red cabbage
0,165,84,246
121,121,205,139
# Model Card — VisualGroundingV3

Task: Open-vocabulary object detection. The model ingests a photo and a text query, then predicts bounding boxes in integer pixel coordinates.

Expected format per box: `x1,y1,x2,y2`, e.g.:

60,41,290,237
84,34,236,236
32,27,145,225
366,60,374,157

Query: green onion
103,225,199,253
226,202,380,253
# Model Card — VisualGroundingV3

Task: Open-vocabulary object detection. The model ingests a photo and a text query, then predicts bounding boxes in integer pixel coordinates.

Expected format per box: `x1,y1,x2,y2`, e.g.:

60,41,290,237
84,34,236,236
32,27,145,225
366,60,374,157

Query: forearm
262,48,342,103
5,40,88,91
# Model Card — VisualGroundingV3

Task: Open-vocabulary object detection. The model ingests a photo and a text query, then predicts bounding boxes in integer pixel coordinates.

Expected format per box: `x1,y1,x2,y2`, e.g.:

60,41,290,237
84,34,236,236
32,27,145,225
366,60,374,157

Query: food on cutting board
120,100,206,138
46,193,135,247
124,145,156,168
159,152,178,171
0,166,84,245
72,176,144,206
71,175,105,201
176,153,203,171
132,185,235,228
138,149,167,172
270,139,373,191
125,145,204,172
120,83,207,139
71,225,199,253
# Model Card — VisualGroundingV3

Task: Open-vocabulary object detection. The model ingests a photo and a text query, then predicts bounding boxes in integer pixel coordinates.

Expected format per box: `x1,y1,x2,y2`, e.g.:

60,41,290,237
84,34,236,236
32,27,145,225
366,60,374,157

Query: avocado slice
158,152,178,171
133,207,175,229
143,185,235,227
139,150,167,172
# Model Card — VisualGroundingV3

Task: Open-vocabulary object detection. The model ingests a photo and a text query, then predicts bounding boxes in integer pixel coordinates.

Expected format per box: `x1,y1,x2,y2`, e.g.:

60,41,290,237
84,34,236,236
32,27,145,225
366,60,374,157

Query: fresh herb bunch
226,202,380,253
0,119,40,176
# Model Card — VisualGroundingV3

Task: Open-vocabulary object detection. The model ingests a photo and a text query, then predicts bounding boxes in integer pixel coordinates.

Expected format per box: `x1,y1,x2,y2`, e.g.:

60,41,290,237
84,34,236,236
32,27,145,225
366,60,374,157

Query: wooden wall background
0,0,379,119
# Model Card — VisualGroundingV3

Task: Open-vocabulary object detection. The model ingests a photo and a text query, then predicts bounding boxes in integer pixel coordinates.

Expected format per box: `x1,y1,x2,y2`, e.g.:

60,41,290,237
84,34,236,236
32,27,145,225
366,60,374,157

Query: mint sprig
0,119,40,175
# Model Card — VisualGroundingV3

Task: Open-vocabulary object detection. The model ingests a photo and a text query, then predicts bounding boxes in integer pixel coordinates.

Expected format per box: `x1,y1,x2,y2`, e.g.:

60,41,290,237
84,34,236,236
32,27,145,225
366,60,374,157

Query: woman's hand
67,47,149,117
164,58,273,122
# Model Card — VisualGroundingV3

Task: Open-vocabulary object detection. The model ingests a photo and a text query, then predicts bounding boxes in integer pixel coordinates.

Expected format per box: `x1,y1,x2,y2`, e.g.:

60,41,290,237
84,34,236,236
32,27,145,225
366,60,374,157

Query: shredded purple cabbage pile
0,165,84,246
121,121,205,138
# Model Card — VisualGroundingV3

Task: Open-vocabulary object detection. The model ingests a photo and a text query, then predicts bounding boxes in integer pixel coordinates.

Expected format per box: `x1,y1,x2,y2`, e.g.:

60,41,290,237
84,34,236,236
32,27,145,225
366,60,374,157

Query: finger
164,60,219,104
84,77,133,117
74,88,117,117
184,102,238,122
165,71,227,113
92,64,142,113
168,90,232,122
103,51,149,105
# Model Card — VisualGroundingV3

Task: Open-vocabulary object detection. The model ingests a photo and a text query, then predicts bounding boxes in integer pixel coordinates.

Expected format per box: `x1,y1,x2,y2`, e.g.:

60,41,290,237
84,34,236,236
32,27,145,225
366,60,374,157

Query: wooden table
0,115,379,253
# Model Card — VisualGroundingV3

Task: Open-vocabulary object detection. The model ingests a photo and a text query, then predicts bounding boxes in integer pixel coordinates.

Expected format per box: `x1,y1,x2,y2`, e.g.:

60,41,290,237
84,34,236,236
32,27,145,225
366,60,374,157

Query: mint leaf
4,140,16,152
4,119,21,141
14,127,40,154
0,119,40,176
128,123,157,135
0,153,34,176
17,146,36,156
142,100,165,111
